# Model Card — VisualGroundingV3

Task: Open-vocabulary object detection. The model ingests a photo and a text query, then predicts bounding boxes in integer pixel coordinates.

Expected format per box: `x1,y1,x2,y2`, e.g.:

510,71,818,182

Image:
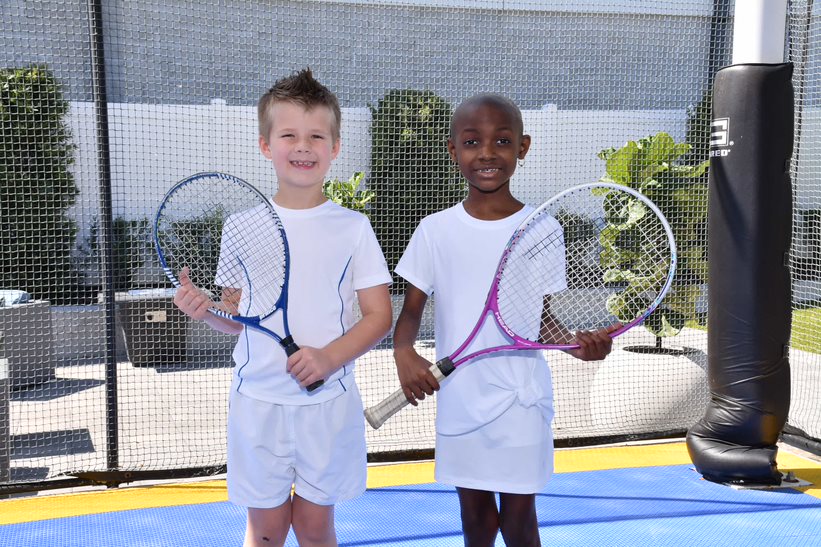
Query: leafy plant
0,66,80,303
367,89,461,292
323,171,375,217
597,131,709,339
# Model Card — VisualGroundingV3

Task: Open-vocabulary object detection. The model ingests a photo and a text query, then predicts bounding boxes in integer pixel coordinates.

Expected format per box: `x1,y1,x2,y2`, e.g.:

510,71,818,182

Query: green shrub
0,66,80,303
77,217,157,292
367,89,461,292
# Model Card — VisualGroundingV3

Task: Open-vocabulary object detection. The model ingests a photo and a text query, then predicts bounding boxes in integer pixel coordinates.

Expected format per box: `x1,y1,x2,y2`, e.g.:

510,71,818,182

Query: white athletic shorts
434,400,553,494
227,383,367,508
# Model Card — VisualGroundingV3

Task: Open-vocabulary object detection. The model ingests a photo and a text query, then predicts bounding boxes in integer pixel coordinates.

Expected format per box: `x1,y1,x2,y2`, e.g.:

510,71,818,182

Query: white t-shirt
396,203,560,435
222,200,391,405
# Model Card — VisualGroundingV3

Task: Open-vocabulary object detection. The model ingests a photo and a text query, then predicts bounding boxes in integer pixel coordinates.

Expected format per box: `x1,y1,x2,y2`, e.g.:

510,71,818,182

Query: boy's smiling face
259,101,340,191
448,99,530,195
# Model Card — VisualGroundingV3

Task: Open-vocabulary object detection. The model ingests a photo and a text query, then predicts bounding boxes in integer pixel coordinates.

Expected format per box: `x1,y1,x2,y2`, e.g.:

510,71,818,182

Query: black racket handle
306,380,324,392
281,336,324,392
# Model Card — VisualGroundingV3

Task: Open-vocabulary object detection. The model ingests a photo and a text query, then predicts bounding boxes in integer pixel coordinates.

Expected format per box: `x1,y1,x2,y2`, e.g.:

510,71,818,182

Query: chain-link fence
1,0,819,494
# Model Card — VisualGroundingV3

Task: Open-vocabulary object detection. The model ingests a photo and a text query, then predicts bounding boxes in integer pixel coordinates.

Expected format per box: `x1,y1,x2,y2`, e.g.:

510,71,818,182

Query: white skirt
434,399,553,494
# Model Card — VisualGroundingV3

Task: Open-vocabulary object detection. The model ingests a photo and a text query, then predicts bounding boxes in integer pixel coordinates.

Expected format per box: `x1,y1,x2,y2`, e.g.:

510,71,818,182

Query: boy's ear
259,135,272,159
331,137,341,160
519,134,532,159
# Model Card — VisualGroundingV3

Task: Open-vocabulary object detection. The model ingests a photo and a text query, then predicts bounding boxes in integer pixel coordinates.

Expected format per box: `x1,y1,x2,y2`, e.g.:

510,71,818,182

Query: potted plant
1,66,80,303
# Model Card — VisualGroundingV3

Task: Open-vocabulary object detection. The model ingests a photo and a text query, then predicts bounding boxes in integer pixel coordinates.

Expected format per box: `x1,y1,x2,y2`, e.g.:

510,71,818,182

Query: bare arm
393,284,440,405
173,266,242,335
286,283,392,388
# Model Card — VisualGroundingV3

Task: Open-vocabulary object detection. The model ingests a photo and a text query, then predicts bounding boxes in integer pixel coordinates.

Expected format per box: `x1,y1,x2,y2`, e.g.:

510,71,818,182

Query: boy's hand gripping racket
153,172,323,391
365,182,676,428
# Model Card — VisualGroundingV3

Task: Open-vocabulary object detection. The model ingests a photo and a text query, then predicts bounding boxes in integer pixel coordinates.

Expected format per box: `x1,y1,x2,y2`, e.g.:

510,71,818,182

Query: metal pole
0,332,10,496
86,0,119,474
732,0,788,64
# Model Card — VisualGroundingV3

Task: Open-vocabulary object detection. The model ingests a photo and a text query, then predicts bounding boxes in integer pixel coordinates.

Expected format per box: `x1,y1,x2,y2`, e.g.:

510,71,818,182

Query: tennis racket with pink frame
365,182,676,429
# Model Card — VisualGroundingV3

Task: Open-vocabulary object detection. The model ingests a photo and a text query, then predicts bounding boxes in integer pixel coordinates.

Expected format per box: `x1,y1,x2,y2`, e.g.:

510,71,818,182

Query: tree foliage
323,171,375,217
367,89,461,292
1,66,80,302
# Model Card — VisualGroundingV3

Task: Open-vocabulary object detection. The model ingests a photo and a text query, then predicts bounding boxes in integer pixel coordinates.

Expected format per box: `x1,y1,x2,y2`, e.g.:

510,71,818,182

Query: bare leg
456,487,499,547
244,499,291,547
291,494,338,547
499,492,541,547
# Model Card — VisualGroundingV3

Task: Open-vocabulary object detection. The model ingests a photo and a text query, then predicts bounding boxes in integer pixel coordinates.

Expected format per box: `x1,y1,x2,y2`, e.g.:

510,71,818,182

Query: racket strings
495,186,674,343
220,208,288,317
155,175,288,317
497,210,568,343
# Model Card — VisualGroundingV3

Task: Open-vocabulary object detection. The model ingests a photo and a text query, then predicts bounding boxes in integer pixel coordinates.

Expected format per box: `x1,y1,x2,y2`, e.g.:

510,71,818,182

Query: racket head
153,172,290,321
492,181,676,350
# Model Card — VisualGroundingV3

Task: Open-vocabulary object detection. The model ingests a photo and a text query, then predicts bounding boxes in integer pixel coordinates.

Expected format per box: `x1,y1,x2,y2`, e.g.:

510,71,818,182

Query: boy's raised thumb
179,266,191,286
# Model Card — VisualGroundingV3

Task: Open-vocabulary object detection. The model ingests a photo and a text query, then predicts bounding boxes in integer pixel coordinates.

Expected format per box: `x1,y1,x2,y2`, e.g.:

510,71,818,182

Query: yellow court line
2,442,820,526
774,450,821,498
554,442,821,499
0,480,229,526
555,441,693,473
367,460,435,488
365,441,696,488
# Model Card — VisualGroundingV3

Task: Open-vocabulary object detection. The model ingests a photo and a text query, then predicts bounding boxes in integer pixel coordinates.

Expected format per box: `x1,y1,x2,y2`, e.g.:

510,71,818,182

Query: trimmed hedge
368,89,462,292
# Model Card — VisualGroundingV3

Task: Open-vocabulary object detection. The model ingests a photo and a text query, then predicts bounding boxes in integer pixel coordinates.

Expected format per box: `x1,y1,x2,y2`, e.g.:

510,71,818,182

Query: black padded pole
686,63,793,485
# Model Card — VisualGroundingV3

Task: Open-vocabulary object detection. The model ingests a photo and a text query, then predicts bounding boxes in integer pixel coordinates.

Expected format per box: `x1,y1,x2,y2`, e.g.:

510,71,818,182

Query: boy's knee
292,523,335,546
246,507,290,546
460,505,499,545
291,497,336,545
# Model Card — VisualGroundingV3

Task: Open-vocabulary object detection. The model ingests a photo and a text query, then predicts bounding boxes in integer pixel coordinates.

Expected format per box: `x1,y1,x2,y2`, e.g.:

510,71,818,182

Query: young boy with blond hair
174,68,392,547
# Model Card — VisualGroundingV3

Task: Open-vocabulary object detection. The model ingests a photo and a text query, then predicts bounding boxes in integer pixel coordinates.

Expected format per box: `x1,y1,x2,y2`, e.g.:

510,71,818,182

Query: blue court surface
3,464,821,546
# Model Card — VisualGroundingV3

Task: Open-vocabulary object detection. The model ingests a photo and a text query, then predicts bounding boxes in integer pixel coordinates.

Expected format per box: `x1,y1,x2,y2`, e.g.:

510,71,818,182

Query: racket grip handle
364,358,453,430
281,336,300,357
282,336,325,392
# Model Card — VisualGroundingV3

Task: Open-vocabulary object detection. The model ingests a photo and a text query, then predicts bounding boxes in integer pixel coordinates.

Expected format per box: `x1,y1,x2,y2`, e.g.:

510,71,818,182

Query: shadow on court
11,378,105,402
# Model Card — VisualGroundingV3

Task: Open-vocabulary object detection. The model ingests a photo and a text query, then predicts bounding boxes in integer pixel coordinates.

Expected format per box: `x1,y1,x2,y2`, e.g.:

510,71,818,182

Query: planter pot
114,289,189,367
0,301,55,390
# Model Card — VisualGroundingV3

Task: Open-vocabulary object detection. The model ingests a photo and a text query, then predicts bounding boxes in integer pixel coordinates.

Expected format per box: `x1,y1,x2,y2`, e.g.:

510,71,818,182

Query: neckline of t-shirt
271,199,335,219
455,202,530,229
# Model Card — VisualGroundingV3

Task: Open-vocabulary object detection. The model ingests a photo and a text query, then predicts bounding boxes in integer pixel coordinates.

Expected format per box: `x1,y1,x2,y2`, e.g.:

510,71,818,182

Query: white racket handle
364,359,452,429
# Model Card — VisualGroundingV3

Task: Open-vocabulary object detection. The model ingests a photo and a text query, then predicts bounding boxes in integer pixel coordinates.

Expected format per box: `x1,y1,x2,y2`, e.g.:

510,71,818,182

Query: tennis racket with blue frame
153,172,323,391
